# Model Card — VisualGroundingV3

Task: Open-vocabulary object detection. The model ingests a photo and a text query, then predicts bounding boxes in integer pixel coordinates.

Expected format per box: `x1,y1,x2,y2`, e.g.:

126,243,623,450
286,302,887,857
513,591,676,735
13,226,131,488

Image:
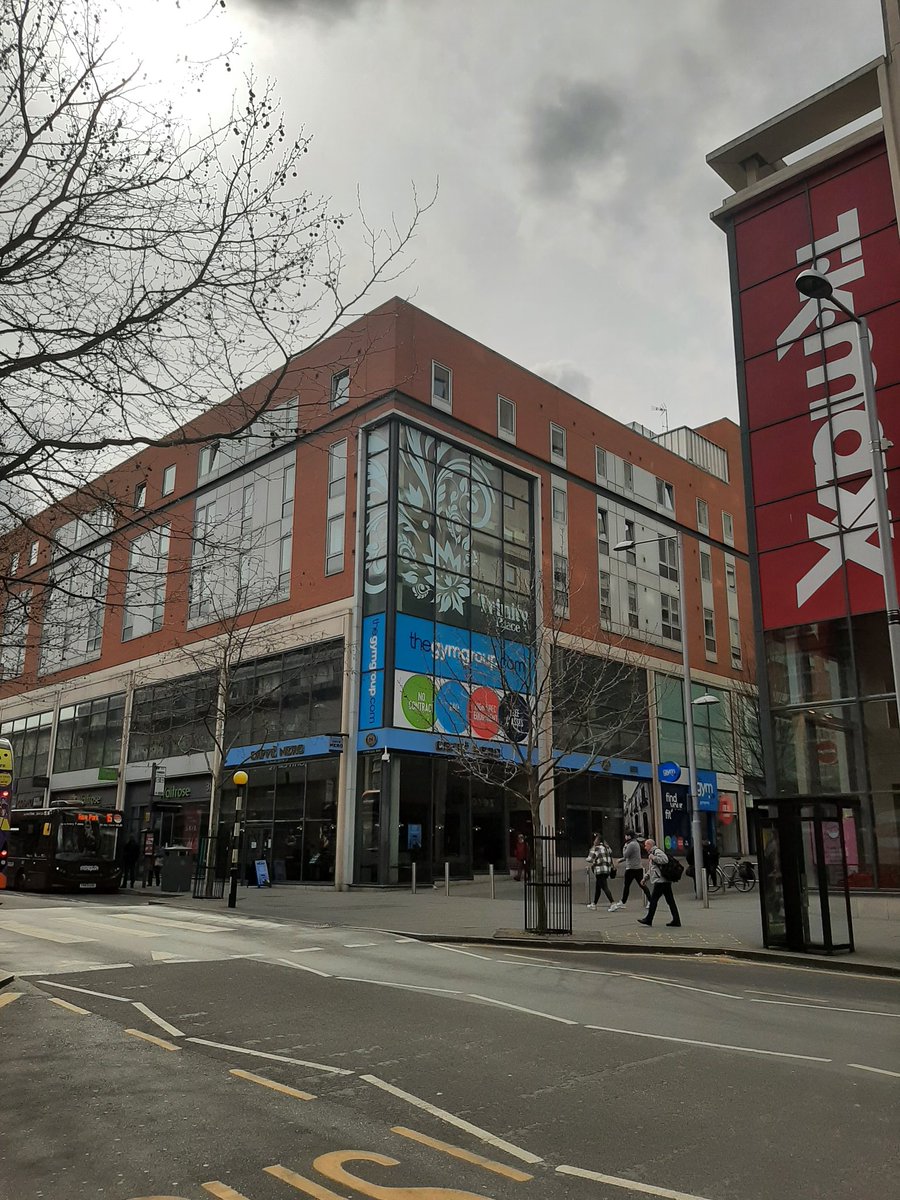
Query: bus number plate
79,882,97,889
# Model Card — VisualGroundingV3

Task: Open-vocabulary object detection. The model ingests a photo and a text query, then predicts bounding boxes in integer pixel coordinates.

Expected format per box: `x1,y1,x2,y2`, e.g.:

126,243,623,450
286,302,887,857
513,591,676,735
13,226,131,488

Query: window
0,590,30,679
431,362,452,410
700,549,712,582
331,368,350,409
53,693,125,773
162,464,176,496
658,535,678,582
199,442,220,478
128,673,217,762
550,424,566,465
39,548,109,673
122,526,170,642
697,497,709,532
282,462,295,520
627,581,639,629
10,552,18,576
552,553,569,615
133,482,147,509
599,570,611,623
723,511,735,545
29,541,38,566
656,478,674,510
325,439,348,575
623,461,634,491
730,616,741,657
0,710,53,777
279,535,292,591
552,485,567,524
241,484,254,530
704,607,717,655
725,559,737,591
597,506,609,557
623,518,636,565
595,447,607,480
498,396,516,442
661,593,681,641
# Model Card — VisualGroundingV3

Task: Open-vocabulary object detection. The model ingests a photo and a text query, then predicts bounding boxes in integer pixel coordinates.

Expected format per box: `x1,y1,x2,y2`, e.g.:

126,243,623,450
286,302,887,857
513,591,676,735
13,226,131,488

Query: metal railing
524,827,572,935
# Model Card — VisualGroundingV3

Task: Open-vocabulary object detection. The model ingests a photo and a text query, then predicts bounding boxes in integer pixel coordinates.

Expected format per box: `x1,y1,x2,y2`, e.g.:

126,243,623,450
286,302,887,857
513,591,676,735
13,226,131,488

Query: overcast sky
150,0,886,434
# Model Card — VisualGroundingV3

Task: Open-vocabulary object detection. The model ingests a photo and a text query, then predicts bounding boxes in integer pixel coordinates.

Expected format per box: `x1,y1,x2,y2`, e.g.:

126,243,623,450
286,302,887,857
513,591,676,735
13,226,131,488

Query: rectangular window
656,478,674,510
723,511,735,545
658,535,678,582
730,616,741,650
552,485,567,524
498,396,516,442
725,560,737,591
550,423,566,465
599,570,611,623
122,526,170,642
623,461,634,491
595,447,607,480
432,362,452,410
597,506,609,557
697,497,709,532
162,464,176,496
282,462,295,520
278,534,292,591
331,368,350,409
0,590,30,679
704,607,717,655
627,581,639,629
700,549,712,582
552,553,569,615
199,442,220,479
661,593,681,641
29,541,38,566
10,552,18,576
325,439,348,575
133,482,147,509
623,518,636,565
241,484,254,529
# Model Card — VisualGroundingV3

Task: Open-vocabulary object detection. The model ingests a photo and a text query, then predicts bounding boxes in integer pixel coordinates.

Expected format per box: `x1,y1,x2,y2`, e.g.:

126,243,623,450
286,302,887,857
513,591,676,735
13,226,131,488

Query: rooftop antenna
652,404,669,432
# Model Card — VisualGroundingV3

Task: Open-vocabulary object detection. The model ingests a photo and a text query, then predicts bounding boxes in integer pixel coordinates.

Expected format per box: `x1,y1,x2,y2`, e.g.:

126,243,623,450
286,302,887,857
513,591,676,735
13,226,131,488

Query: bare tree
0,0,425,545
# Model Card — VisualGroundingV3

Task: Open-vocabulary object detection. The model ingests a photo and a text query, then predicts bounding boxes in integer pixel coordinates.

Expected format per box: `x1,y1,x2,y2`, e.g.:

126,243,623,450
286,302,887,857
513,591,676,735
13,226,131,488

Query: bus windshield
56,819,118,861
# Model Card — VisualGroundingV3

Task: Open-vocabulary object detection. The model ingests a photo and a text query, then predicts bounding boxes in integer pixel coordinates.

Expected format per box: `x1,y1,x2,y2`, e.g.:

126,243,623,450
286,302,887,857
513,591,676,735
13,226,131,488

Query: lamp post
795,269,900,724
614,530,716,906
227,769,248,910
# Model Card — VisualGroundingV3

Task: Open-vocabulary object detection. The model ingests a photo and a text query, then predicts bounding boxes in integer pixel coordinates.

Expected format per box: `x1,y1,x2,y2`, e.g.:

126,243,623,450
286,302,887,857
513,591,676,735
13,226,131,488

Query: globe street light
614,530,715,905
228,769,249,910
794,269,900,723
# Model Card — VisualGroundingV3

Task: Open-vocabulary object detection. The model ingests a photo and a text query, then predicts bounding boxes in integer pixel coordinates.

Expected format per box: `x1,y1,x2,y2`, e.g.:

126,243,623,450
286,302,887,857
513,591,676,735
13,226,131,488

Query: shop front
49,784,118,810
123,774,212,853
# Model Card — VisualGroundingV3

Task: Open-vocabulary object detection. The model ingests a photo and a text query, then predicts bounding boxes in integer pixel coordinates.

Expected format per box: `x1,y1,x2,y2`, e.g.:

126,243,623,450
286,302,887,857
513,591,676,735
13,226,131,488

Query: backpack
658,854,684,883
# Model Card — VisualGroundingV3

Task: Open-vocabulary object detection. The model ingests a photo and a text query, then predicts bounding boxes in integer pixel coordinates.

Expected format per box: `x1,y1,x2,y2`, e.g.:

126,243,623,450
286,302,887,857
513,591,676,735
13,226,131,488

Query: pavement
135,870,900,975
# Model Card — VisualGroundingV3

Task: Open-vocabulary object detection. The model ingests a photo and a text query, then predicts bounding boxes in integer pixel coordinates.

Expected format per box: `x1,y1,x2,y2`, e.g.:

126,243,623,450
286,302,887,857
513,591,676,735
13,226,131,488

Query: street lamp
614,530,715,905
228,769,248,910
794,269,900,724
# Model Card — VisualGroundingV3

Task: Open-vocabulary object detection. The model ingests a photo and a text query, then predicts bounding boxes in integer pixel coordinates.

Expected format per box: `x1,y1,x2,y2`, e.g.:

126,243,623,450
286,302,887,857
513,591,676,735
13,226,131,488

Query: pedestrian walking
586,833,616,910
512,833,530,882
121,836,140,888
702,840,720,889
609,829,650,911
637,838,681,927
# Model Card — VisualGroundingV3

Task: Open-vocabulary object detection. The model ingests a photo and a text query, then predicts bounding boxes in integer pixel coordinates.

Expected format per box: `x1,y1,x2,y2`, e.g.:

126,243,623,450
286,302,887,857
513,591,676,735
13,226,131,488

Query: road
0,891,897,1200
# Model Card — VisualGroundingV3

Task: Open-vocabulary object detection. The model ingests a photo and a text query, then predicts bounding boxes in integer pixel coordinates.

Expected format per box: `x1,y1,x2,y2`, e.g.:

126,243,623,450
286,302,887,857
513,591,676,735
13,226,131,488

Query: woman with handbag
586,833,616,910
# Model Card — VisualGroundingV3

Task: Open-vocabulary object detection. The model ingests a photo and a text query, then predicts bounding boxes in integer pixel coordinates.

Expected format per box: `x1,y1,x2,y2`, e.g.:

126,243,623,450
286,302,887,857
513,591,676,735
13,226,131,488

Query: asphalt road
0,891,897,1200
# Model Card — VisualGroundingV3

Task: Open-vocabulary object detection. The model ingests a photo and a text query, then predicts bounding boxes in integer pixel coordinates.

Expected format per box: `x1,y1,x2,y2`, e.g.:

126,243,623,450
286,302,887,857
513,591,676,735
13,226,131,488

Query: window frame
10,552,19,576
703,606,717,656
161,464,176,496
700,549,712,582
725,560,737,591
599,569,612,624
28,541,38,566
626,580,639,629
595,447,607,481
549,423,567,466
133,481,147,509
330,368,350,410
431,362,452,411
660,593,682,641
656,478,674,510
723,511,735,545
623,461,634,491
551,485,568,525
552,552,569,616
696,497,709,533
597,506,609,557
497,395,516,443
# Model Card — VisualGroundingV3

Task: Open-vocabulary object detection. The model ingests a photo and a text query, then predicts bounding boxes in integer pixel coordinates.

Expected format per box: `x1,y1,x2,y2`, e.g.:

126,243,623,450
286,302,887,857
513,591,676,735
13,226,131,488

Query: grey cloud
532,360,592,402
524,80,623,196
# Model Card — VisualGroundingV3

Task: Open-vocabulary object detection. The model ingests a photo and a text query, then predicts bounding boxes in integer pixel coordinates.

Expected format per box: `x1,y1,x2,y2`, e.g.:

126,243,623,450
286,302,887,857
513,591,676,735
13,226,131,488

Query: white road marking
848,1063,900,1078
394,937,417,943
427,944,499,962
749,998,900,1018
274,957,332,978
344,942,379,948
585,1024,831,1062
336,976,461,996
627,974,743,1001
111,913,232,933
468,994,577,1025
58,916,161,938
360,1074,542,1164
557,1163,713,1199
186,1037,352,1075
132,1002,185,1038
289,947,325,954
17,962,133,976
36,980,132,1002
0,922,94,944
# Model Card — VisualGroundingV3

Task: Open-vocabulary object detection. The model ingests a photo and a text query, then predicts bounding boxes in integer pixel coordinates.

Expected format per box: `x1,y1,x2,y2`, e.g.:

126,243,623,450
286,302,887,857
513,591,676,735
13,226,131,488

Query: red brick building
0,299,756,887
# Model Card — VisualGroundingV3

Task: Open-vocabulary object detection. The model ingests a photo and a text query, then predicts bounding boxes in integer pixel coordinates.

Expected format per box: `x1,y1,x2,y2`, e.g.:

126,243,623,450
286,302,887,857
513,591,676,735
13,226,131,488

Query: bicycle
708,858,756,894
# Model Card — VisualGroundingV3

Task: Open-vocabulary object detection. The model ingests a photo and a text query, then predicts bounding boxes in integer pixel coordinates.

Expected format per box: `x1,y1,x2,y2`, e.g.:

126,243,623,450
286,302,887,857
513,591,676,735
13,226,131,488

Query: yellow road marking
264,1165,344,1200
229,1069,315,1101
202,1183,254,1199
0,992,22,1009
48,997,90,1016
313,1150,488,1199
391,1126,532,1181
124,1028,181,1052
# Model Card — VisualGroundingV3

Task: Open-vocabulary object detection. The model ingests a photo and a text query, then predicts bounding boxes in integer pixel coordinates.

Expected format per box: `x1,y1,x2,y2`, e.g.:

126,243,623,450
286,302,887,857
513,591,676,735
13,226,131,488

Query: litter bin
160,844,194,894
